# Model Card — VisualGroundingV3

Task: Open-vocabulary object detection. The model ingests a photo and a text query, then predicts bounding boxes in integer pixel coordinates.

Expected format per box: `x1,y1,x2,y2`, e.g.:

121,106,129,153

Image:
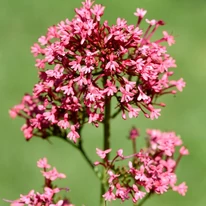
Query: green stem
55,131,102,179
100,93,111,206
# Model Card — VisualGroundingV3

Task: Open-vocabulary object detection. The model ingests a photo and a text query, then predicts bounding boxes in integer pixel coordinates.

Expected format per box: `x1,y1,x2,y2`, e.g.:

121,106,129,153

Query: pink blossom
129,127,139,139
31,43,42,57
58,119,70,129
102,186,116,201
137,86,150,102
120,87,134,102
38,35,48,46
105,54,119,72
115,185,130,202
146,19,157,26
117,149,124,158
104,80,117,96
35,59,46,69
179,146,189,155
163,31,175,46
128,105,140,118
173,182,188,196
11,0,185,150
42,167,66,181
148,105,161,120
96,148,112,159
5,158,70,206
170,78,186,92
37,157,51,169
95,128,189,203
134,8,147,18
132,184,146,202
91,4,105,21
108,170,120,184
67,125,80,143
21,125,33,140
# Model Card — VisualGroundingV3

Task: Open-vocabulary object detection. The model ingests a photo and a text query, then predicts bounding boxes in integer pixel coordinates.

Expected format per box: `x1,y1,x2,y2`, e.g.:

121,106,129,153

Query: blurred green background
0,0,206,205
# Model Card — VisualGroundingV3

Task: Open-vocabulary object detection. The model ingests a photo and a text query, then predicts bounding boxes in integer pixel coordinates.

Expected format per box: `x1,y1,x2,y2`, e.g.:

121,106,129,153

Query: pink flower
31,43,42,57
129,127,139,139
21,125,33,140
11,0,184,147
105,54,119,72
115,185,130,202
67,125,80,143
91,4,105,21
173,182,188,196
146,19,157,26
104,80,117,96
117,149,124,158
179,146,189,155
102,186,116,201
170,78,186,92
37,157,51,169
58,120,70,129
108,170,120,184
6,158,70,206
38,35,48,46
148,105,161,120
134,8,147,18
163,31,175,46
96,148,112,159
128,105,140,118
137,86,151,103
120,87,134,102
42,167,66,181
132,185,146,202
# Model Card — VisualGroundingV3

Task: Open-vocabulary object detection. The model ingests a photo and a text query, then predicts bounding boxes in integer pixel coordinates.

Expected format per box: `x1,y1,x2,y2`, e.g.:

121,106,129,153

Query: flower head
10,0,184,142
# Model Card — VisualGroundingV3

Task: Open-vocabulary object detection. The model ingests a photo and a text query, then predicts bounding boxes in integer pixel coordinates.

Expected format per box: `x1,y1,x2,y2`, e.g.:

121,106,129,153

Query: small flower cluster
10,0,185,143
95,128,188,204
5,158,73,206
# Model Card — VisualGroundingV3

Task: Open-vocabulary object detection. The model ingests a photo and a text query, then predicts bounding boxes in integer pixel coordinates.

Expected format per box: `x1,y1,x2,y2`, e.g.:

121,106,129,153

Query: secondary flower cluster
95,128,189,203
10,0,185,142
5,158,73,206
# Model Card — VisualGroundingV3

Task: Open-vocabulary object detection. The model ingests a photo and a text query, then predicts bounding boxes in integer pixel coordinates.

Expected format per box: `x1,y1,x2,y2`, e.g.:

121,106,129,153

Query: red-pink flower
170,78,186,92
102,186,116,201
96,148,112,159
173,182,188,196
6,158,71,206
37,157,51,169
179,146,189,155
134,8,147,18
11,0,185,144
97,128,188,204
42,167,66,181
148,105,161,120
163,31,175,46
129,127,139,139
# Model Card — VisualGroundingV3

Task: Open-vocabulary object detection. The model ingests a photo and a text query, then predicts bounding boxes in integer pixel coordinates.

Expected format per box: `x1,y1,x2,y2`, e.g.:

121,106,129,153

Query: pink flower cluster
10,0,185,142
5,158,73,206
95,128,188,203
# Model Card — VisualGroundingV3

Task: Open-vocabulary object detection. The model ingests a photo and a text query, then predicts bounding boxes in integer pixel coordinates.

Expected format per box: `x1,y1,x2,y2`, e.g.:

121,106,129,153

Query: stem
55,131,102,179
103,98,111,159
79,138,95,171
100,90,111,206
132,139,137,154
111,107,121,119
